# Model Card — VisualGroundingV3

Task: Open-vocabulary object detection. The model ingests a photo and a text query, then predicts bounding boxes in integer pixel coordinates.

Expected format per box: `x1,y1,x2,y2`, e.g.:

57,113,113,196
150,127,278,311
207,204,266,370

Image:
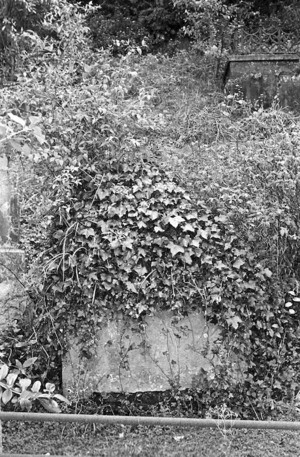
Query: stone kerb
0,154,26,331
63,310,222,395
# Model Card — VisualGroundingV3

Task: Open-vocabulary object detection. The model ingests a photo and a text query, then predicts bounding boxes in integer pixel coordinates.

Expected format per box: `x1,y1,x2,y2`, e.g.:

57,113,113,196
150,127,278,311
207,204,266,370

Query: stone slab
63,310,221,395
223,54,300,110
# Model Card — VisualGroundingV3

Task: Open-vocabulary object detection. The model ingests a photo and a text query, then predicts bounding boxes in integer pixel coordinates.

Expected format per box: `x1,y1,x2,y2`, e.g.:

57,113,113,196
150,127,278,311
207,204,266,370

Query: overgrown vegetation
0,357,69,412
0,0,300,421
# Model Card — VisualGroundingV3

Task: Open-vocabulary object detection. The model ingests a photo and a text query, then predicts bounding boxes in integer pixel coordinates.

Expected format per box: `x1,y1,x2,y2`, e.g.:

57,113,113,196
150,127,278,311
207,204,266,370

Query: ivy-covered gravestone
42,160,270,395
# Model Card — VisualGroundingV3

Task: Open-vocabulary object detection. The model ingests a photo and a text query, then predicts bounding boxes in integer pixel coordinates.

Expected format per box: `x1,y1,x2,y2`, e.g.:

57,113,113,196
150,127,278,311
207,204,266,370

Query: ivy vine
35,158,300,416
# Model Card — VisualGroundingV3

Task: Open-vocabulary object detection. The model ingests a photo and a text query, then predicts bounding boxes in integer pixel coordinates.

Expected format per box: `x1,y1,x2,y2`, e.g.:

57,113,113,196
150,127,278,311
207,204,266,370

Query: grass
3,420,300,456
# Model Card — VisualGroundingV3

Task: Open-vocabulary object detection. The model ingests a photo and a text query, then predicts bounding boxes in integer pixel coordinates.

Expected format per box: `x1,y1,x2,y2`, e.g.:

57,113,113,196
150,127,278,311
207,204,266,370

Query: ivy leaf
122,238,133,250
168,215,185,228
214,215,227,223
80,228,95,238
232,258,244,269
199,229,209,239
137,220,147,229
167,242,185,257
99,221,109,233
134,265,148,276
97,189,110,200
136,303,148,317
126,282,138,293
186,212,197,220
138,247,146,257
110,239,121,249
263,268,272,278
182,223,195,232
88,272,98,281
147,210,159,220
226,315,242,329
183,252,193,264
190,238,200,248
215,260,228,270
154,225,164,233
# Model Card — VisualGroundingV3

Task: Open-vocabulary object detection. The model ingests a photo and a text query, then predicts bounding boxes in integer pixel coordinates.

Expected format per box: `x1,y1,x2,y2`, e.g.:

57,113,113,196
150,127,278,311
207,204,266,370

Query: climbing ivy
38,160,268,351
26,157,300,417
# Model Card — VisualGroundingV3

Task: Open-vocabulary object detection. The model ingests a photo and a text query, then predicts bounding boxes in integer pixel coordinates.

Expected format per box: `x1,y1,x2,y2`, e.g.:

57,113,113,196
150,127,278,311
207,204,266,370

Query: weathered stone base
63,310,221,395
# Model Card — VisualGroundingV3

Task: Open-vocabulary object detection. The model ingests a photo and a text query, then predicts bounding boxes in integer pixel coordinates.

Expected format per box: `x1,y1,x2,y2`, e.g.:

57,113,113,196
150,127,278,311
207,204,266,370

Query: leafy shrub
0,0,176,381
0,0,165,261
0,0,61,82
0,357,69,412
172,0,241,78
166,97,300,417
86,0,186,55
87,11,149,55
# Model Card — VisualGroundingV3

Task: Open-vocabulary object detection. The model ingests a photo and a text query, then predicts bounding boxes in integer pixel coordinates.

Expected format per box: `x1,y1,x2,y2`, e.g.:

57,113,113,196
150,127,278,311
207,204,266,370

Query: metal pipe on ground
1,412,300,431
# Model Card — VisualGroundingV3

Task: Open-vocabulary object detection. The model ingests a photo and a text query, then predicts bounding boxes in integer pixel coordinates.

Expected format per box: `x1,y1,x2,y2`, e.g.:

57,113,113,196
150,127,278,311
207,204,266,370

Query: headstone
0,156,10,243
0,154,26,331
63,310,223,395
223,53,300,110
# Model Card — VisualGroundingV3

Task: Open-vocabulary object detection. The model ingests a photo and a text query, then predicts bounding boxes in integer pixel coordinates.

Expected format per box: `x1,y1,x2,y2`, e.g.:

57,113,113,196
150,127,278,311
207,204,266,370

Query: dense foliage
85,0,186,55
0,0,300,420
0,357,69,412
39,159,273,357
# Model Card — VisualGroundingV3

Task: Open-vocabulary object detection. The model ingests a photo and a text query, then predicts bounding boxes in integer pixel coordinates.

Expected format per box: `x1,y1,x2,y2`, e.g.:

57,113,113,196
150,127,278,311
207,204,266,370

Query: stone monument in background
0,153,26,331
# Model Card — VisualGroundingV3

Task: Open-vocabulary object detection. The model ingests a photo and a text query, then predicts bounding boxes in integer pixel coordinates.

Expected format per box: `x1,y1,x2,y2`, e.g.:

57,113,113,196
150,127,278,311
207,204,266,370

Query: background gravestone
0,154,26,331
224,54,300,110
